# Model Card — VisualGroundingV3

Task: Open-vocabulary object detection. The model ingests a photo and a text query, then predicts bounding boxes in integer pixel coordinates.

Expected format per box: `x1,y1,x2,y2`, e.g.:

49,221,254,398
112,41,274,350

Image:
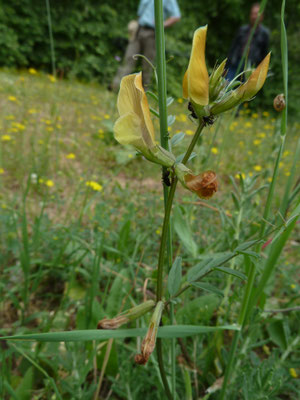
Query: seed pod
273,94,285,112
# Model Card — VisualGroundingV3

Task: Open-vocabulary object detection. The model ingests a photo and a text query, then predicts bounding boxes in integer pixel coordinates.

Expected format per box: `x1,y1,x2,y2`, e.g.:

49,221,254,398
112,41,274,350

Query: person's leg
111,34,141,91
140,28,156,88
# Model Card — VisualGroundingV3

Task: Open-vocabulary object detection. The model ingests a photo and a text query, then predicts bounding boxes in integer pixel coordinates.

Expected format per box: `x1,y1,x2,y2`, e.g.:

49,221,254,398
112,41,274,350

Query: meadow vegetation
0,66,299,399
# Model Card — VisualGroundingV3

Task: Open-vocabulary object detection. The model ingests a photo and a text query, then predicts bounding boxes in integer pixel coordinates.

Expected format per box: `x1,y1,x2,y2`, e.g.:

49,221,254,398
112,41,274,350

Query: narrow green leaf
166,96,174,106
1,325,240,342
170,132,185,147
235,239,261,252
168,256,182,296
187,252,234,283
190,282,224,297
214,266,247,281
167,114,175,126
236,250,260,259
173,206,198,258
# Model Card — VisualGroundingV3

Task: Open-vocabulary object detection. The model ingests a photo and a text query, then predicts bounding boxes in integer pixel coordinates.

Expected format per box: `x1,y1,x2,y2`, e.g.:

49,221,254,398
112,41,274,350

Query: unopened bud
97,300,155,329
135,301,164,365
273,94,285,112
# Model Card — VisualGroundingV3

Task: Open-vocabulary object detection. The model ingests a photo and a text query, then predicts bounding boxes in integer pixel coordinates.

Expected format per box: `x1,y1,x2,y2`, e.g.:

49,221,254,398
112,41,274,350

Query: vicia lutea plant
99,24,270,379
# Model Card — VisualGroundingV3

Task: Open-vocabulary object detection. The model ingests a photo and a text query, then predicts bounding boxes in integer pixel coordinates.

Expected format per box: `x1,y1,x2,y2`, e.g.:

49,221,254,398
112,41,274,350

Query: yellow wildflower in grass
252,113,258,118
245,122,252,128
230,121,238,131
28,108,37,114
290,284,296,289
254,165,262,172
168,126,172,132
86,181,103,191
56,124,62,129
239,141,245,147
253,139,261,146
66,153,76,159
8,96,17,102
46,127,54,132
285,171,291,177
185,129,194,136
279,162,284,168
289,368,298,379
177,98,183,103
0,168,4,174
45,180,54,187
5,115,15,120
267,177,272,182
128,153,134,159
104,114,110,119
29,68,37,75
48,75,56,83
264,124,273,130
235,173,246,179
176,113,187,122
1,135,12,141
98,129,104,134
257,132,266,138
211,147,218,154
248,151,253,155
45,120,52,125
156,229,161,235
262,111,269,117
283,150,289,158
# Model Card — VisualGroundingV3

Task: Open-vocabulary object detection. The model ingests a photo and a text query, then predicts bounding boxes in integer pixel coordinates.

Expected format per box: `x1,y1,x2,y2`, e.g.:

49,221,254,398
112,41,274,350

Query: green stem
154,0,173,397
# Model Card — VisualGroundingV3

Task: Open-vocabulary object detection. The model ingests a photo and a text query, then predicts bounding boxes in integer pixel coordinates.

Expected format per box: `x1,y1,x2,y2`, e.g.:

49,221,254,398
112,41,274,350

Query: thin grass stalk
235,0,268,78
220,2,288,397
45,0,56,77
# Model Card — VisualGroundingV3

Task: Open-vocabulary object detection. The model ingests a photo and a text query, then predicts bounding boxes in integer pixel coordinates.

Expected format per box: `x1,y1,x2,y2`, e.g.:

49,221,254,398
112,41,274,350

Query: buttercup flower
183,25,271,118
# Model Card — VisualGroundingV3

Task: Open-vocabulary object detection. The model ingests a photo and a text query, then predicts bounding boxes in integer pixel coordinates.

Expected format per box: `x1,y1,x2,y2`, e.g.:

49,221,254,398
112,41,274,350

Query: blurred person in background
111,0,181,92
226,2,270,81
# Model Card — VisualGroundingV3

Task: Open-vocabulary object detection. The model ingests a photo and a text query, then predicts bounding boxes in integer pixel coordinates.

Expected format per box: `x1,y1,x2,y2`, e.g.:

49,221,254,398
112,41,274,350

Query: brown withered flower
97,315,129,330
135,301,164,365
184,170,217,199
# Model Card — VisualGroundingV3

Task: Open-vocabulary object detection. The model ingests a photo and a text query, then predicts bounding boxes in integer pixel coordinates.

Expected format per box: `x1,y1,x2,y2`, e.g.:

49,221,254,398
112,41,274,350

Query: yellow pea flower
183,26,209,108
114,72,175,167
183,26,271,117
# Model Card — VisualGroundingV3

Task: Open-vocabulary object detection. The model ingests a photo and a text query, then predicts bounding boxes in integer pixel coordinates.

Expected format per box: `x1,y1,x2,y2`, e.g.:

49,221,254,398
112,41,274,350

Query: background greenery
0,0,300,114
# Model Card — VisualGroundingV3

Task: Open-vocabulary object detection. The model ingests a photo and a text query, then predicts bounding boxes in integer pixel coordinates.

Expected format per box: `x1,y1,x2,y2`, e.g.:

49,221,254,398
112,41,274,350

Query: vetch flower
183,26,209,117
183,25,271,118
114,73,176,168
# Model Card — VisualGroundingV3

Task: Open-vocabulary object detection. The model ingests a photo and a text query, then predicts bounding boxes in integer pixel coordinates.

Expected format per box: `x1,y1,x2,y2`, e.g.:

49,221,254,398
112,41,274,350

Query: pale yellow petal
187,26,209,106
134,73,156,147
117,73,155,149
114,112,148,153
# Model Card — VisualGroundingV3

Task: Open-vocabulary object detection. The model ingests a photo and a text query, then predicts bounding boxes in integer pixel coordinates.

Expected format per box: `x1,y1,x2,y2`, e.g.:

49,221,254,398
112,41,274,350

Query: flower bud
97,300,155,329
273,94,285,112
135,301,164,365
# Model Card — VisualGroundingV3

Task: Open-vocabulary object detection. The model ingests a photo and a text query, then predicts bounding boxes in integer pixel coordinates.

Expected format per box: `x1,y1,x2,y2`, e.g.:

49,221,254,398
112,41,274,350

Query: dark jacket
227,24,270,67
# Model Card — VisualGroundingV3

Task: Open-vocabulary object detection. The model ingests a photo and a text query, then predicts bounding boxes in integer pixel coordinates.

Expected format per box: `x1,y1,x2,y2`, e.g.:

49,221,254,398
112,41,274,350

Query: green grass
0,68,299,399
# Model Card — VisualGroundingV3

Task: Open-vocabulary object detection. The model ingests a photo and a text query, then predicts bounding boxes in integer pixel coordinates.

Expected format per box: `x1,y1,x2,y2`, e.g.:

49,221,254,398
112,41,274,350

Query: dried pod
273,94,286,112
185,170,218,199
